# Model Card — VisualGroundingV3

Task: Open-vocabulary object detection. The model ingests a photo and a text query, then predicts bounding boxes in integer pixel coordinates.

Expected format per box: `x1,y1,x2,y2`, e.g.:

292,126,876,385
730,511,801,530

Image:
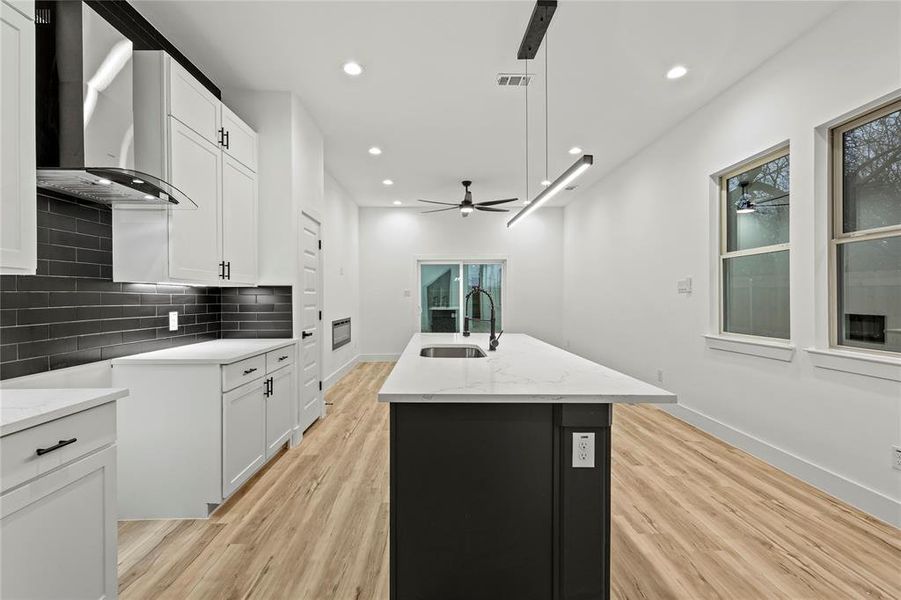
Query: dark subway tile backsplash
220,287,293,339
0,195,292,380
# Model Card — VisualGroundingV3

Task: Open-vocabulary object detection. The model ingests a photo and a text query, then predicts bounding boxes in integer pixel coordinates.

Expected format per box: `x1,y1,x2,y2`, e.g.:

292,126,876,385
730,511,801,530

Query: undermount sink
420,345,487,358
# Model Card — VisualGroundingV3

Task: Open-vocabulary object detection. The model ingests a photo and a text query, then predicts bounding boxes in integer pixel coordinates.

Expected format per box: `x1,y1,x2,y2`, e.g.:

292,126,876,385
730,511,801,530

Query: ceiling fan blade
418,199,460,206
475,198,518,206
421,207,460,214
475,206,509,212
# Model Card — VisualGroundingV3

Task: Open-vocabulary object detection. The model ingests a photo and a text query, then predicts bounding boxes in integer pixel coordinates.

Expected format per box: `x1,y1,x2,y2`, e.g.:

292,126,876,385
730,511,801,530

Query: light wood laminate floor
118,362,900,599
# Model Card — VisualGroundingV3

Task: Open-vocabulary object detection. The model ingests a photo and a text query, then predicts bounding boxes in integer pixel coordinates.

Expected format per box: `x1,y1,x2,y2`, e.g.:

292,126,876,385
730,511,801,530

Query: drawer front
222,354,266,392
266,345,295,374
1,402,116,493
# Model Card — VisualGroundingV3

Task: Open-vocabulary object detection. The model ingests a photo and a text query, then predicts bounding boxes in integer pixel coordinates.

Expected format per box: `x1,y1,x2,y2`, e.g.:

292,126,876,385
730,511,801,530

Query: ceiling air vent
497,73,532,87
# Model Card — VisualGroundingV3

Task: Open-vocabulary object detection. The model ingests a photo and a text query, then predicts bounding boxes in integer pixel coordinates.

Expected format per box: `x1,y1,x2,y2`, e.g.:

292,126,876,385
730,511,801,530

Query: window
720,149,790,339
419,261,504,333
832,100,901,355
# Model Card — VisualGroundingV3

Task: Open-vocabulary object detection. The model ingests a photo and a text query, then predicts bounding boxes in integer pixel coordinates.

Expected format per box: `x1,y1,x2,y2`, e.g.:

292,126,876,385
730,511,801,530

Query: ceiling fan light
461,206,474,214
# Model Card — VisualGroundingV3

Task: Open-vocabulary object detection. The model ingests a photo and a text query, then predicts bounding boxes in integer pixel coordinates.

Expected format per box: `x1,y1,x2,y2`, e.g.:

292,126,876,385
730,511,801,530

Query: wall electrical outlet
657,369,664,383
893,445,901,471
677,277,692,294
572,432,595,468
168,311,178,331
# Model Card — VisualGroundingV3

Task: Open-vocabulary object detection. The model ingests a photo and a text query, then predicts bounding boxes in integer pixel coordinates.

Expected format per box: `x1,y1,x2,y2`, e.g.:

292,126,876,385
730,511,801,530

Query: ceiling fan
419,181,518,217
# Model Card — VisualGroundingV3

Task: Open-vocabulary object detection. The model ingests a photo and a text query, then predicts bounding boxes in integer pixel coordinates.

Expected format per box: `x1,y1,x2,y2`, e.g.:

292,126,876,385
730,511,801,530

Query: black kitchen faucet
462,286,502,351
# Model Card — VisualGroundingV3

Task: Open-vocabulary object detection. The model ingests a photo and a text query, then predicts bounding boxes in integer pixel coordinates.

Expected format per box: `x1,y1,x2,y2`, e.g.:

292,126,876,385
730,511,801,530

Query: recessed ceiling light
382,179,394,186
343,61,363,76
97,178,112,185
541,179,551,187
368,146,382,155
132,178,144,184
666,65,688,80
568,147,582,155
393,200,402,205
143,194,155,200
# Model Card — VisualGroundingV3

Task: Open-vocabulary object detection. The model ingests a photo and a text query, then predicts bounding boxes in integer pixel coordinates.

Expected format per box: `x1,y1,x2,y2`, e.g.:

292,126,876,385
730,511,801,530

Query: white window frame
416,258,507,333
718,147,791,342
829,99,901,358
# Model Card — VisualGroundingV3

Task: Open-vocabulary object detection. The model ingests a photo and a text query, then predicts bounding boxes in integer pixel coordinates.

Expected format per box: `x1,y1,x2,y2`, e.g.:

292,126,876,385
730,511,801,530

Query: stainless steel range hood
35,2,194,208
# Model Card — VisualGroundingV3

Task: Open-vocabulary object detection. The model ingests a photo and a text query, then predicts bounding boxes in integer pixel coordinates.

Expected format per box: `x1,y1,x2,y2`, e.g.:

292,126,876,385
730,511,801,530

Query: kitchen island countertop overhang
378,333,677,404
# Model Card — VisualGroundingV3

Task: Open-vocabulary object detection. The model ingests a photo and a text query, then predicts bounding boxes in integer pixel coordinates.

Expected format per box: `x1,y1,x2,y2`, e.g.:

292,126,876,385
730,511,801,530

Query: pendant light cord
525,57,529,203
545,31,549,184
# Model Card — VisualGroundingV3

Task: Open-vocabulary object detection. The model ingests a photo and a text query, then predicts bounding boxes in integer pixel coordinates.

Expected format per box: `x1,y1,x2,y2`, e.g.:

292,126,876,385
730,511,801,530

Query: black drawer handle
36,437,77,456
243,367,258,375
302,331,313,339
278,355,289,361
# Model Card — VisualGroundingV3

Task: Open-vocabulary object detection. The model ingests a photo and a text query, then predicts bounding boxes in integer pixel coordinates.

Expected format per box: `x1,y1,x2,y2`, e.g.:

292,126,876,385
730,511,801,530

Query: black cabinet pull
278,355,288,361
243,367,257,375
268,377,273,396
263,377,271,397
218,261,225,279
226,261,231,280
223,130,230,149
302,331,313,339
36,437,77,456
217,127,225,146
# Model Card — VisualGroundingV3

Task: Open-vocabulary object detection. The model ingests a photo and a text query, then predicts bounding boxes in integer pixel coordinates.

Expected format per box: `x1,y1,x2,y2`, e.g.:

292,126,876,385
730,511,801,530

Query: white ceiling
133,1,837,207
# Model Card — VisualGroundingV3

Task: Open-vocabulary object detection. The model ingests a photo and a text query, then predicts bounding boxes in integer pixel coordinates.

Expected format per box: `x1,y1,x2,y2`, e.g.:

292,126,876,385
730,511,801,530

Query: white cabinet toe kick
112,341,297,519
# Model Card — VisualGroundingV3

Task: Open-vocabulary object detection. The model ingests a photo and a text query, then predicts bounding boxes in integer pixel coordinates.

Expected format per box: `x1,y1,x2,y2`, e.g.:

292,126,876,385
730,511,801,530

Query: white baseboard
324,354,360,390
360,353,400,362
661,403,900,528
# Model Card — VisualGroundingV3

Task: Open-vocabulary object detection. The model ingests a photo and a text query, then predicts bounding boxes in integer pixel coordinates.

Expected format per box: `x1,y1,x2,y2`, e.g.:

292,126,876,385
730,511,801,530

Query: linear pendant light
507,154,592,228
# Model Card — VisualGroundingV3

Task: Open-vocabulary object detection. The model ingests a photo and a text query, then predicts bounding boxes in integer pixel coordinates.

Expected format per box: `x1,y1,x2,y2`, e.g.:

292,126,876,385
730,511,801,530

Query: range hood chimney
35,1,193,207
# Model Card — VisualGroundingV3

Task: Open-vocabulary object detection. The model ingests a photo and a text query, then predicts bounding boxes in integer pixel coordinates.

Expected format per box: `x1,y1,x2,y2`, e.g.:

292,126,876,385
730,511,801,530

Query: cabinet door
266,365,294,458
221,153,258,285
1,445,117,600
222,377,266,498
0,2,36,275
167,57,220,145
221,104,257,172
167,117,222,283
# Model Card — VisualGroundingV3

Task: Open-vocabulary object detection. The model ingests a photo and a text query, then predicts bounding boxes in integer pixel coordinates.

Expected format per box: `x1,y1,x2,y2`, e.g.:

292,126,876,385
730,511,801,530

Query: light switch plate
572,432,595,468
168,311,178,331
677,277,692,294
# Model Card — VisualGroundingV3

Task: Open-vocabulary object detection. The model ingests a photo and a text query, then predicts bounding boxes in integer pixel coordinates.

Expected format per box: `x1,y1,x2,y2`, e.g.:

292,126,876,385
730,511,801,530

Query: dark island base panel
0,194,292,380
390,403,611,600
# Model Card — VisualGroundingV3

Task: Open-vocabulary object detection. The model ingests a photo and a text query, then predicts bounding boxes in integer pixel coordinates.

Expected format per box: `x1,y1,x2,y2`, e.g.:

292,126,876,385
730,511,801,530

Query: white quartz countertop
0,388,128,436
378,333,677,404
110,339,297,365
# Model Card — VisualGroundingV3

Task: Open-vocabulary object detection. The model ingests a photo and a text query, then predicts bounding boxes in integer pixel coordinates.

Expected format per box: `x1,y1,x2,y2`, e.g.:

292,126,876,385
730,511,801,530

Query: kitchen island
379,333,676,600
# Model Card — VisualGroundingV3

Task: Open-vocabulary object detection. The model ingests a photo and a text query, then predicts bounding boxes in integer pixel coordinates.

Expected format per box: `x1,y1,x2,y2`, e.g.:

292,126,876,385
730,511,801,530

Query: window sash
718,148,791,339
830,99,901,356
831,100,901,241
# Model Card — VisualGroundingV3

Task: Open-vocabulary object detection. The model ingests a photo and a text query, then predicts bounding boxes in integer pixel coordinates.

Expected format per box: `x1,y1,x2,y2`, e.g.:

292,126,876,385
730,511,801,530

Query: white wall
562,2,900,525
323,174,360,386
359,207,564,358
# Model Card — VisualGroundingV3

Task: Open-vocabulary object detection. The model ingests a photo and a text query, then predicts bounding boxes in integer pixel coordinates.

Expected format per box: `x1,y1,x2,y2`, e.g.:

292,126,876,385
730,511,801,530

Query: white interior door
299,213,322,433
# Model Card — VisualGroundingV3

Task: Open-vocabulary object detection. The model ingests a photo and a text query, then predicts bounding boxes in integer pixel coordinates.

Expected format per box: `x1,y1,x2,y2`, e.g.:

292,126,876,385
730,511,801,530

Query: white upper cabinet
0,1,36,275
221,104,257,172
116,50,258,285
221,154,258,285
168,58,220,145
168,117,223,283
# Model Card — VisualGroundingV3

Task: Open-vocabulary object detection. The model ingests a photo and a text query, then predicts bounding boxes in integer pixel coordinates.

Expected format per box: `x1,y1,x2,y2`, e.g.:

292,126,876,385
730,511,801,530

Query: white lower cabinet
223,377,266,497
113,342,297,519
266,365,295,458
1,403,118,600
